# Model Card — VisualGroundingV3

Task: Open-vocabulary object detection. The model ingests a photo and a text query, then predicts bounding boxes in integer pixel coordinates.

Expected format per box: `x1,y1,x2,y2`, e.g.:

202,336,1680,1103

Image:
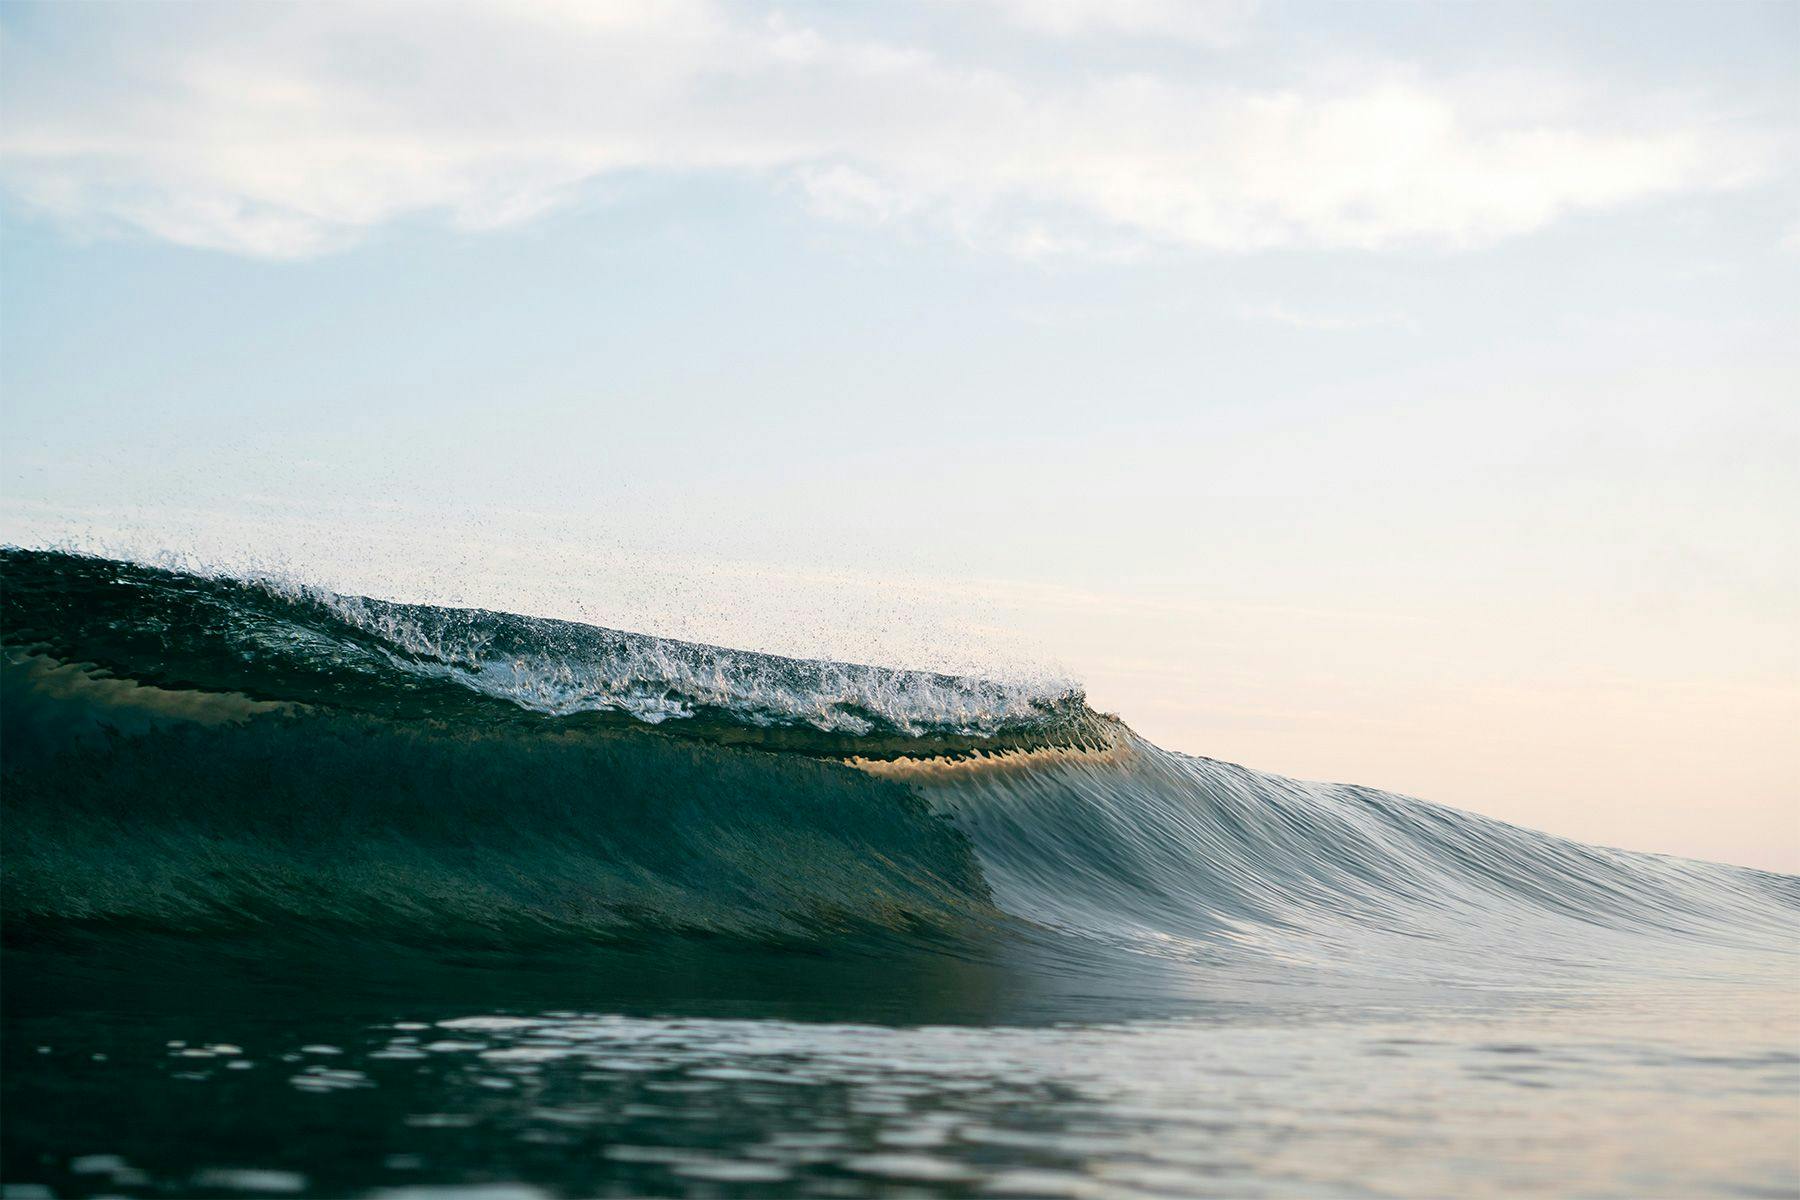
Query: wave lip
311,586,1082,738
0,547,1092,755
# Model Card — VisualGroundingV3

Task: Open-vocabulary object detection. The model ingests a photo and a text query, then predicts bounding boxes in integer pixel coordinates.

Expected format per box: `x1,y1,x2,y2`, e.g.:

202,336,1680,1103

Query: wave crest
2,548,1089,752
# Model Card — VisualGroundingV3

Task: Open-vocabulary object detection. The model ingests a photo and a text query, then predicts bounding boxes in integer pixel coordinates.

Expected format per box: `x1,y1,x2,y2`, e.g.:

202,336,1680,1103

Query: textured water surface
7,970,1795,1199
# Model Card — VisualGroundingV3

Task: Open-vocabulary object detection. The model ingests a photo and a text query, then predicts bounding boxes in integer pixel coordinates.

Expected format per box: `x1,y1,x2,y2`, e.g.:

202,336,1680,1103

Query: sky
1,0,1796,870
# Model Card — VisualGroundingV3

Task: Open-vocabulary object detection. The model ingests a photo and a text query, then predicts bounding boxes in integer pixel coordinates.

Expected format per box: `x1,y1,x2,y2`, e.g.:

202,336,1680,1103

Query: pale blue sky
2,0,1796,868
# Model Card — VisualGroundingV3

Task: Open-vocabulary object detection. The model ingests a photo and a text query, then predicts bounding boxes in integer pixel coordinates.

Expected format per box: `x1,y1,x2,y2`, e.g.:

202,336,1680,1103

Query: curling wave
2,548,1793,989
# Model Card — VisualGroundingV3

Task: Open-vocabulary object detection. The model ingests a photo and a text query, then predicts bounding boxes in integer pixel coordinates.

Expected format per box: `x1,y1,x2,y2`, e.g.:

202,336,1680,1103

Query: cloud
950,0,1259,44
1235,303,1418,334
0,1,1768,260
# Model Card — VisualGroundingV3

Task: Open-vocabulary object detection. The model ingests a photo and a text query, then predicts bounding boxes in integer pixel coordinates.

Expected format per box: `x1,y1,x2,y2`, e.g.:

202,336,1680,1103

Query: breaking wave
3,547,1794,990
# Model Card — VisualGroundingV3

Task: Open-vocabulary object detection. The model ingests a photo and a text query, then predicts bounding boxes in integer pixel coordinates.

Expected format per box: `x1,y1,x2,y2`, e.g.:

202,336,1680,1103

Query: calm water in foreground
3,941,1796,1199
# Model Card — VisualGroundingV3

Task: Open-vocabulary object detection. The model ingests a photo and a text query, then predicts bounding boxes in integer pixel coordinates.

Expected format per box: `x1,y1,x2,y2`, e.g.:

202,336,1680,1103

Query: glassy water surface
5,947,1796,1199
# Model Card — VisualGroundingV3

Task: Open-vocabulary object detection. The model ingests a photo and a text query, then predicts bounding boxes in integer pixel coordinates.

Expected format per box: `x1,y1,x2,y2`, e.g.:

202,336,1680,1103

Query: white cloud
1235,303,1418,334
0,1,1768,260
951,0,1259,44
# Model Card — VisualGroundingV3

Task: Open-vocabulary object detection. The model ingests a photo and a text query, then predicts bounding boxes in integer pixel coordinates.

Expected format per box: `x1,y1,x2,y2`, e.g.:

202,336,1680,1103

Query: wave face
3,548,1794,988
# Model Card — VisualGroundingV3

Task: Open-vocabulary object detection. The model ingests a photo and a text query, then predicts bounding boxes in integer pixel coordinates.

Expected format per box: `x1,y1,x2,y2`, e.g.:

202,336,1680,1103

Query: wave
3,547,1794,988
0,547,1096,757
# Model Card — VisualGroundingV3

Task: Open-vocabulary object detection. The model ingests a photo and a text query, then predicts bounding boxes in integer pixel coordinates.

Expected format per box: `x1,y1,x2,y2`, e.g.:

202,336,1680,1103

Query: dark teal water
3,548,1796,1198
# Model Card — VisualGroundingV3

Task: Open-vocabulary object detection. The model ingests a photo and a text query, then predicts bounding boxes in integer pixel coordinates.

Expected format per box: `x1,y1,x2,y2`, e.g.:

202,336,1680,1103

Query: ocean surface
2,547,1795,1199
